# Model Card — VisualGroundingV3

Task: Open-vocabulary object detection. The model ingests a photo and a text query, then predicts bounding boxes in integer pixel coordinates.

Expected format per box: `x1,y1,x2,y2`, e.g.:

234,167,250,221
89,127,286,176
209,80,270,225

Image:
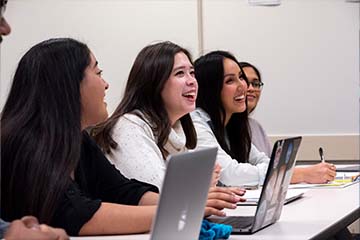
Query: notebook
289,171,360,189
237,188,306,206
150,147,218,240
208,136,302,234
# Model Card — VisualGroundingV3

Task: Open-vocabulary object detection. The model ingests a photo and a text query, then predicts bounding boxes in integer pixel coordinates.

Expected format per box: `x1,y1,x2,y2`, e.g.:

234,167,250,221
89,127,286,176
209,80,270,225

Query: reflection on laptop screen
208,137,302,235
252,137,302,232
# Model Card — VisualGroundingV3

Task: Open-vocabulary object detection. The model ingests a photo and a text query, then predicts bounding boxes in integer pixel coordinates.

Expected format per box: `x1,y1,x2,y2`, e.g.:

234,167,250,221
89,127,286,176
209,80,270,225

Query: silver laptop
208,137,302,234
150,147,218,240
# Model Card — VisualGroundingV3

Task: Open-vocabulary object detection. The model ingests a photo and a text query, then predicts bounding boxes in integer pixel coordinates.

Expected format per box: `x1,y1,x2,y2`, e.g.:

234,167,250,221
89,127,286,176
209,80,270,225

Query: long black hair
1,38,91,223
93,41,197,158
238,62,262,83
194,51,251,163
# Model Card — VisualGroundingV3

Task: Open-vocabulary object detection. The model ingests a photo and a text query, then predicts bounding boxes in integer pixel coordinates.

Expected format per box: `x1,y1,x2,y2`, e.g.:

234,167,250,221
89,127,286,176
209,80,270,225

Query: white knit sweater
105,110,187,189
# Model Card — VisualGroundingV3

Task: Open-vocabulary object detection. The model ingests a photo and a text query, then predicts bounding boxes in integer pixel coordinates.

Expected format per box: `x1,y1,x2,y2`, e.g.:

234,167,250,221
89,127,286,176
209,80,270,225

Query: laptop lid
150,147,218,240
251,136,302,233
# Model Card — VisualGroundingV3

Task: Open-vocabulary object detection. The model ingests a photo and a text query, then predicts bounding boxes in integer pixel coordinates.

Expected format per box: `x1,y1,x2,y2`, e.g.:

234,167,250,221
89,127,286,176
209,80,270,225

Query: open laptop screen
252,136,302,232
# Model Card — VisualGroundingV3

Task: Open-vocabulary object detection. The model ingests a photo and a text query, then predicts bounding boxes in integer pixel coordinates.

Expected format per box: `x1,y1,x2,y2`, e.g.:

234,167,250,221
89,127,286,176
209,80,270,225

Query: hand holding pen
316,147,336,182
318,147,336,170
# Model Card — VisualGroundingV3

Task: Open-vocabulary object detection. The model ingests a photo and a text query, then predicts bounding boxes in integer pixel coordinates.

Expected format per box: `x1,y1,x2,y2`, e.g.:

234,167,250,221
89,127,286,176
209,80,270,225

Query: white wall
1,0,199,114
1,0,359,159
202,0,359,136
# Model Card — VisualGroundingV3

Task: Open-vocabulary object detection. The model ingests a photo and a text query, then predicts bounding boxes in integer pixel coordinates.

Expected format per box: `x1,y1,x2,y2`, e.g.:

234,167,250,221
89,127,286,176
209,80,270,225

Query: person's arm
138,191,159,206
291,163,336,183
204,187,246,217
52,178,157,236
80,129,159,207
107,115,245,217
79,203,156,235
191,111,269,186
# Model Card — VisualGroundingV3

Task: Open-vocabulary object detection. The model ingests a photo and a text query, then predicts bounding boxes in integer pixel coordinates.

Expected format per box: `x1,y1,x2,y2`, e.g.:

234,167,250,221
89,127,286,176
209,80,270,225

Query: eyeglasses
248,81,264,90
0,0,7,17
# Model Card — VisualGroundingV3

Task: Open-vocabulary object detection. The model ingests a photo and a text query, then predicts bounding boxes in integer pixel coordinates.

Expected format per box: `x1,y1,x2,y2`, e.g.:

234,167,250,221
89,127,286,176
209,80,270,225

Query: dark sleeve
51,181,101,236
81,132,159,205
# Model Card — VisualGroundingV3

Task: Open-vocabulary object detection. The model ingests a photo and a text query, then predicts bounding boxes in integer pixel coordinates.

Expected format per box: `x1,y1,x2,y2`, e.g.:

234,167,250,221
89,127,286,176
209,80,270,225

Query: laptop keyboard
209,216,254,229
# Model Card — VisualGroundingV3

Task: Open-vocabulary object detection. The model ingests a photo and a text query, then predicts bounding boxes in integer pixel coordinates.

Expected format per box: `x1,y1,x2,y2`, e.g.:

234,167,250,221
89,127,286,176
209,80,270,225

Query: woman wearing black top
1,38,159,236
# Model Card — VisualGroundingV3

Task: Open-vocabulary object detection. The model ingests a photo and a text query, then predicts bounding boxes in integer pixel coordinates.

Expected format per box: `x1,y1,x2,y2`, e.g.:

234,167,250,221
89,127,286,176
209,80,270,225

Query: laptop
150,147,218,240
208,137,302,234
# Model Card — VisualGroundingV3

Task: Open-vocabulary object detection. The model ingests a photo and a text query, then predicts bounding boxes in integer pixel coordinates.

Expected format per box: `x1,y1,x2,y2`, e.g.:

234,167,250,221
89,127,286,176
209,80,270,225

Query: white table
71,182,360,240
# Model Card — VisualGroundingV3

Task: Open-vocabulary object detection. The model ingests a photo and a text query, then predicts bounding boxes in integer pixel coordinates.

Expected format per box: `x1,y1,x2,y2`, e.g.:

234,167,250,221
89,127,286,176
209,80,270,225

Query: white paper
238,188,307,205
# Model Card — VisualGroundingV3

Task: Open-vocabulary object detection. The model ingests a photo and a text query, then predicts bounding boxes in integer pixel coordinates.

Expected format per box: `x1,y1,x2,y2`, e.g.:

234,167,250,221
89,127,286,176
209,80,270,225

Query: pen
319,147,325,163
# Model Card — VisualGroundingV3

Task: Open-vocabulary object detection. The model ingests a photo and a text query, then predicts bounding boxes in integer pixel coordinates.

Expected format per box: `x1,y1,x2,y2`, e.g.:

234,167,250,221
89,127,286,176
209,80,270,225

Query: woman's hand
292,163,336,183
303,162,336,183
204,187,246,217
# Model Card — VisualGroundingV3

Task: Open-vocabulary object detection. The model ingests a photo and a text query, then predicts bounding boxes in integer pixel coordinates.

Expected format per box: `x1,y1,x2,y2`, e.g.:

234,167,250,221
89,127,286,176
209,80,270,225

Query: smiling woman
80,53,109,128
160,51,198,126
1,38,160,236
92,41,245,217
93,41,198,168
191,50,269,186
191,51,337,186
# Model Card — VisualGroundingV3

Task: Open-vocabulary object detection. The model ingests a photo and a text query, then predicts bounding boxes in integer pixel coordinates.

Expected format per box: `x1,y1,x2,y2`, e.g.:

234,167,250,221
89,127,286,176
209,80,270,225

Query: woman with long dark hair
192,51,270,187
93,41,245,216
1,38,159,236
192,51,336,187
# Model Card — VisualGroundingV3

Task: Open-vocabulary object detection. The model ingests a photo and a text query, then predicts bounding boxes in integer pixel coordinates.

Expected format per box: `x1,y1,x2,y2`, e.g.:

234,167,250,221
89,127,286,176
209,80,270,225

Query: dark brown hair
92,41,197,158
1,38,90,222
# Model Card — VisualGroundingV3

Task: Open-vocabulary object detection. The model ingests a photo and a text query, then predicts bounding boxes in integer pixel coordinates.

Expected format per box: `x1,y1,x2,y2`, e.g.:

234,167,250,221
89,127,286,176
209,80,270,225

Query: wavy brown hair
92,41,197,158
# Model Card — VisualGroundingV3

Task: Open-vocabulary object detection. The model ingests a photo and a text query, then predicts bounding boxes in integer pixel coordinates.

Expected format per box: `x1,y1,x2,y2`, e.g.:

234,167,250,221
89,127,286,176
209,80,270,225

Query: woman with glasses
239,62,271,157
240,61,336,184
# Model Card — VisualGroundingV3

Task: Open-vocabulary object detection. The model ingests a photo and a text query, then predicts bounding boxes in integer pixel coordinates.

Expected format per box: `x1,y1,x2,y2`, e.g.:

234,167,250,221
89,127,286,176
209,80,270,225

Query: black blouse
51,132,159,235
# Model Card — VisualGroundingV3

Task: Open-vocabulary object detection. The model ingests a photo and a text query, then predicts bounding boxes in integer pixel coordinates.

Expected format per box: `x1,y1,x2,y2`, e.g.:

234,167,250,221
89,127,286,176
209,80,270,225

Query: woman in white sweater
93,42,244,217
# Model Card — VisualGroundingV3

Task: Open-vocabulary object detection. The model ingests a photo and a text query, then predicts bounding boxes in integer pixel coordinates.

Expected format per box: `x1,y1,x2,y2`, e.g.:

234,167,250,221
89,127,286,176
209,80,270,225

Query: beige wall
269,134,359,161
